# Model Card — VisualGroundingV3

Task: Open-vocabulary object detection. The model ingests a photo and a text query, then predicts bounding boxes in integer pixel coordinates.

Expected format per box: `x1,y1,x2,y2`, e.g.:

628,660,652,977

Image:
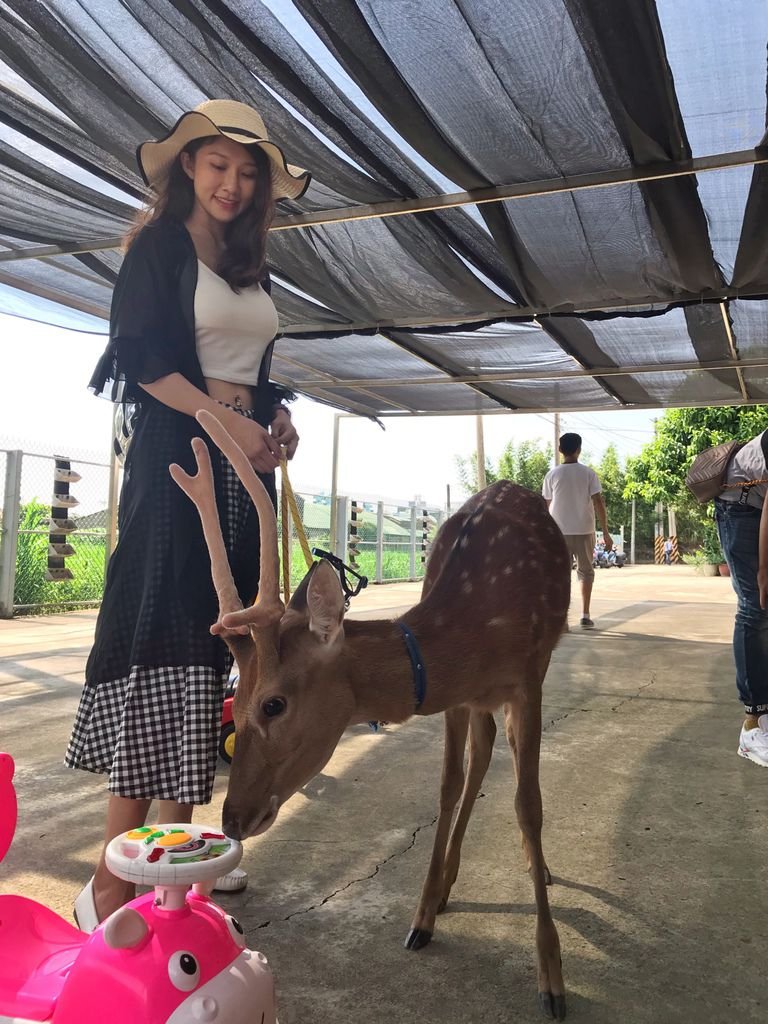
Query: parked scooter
593,545,626,569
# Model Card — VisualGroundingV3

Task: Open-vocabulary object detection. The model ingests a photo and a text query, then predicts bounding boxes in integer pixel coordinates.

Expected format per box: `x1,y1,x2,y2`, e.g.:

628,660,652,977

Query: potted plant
682,548,719,576
683,525,726,577
702,526,730,577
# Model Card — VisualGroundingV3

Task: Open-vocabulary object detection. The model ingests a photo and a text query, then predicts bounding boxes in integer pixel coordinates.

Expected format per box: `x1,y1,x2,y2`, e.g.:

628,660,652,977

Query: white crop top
194,260,279,385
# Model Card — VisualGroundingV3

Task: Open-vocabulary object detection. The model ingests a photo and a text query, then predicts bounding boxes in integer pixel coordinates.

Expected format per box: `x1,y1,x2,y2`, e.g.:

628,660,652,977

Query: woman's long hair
126,135,275,291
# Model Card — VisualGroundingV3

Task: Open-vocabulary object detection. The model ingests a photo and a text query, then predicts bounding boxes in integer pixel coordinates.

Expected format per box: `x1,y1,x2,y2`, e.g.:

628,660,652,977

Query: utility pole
476,414,487,490
630,497,636,565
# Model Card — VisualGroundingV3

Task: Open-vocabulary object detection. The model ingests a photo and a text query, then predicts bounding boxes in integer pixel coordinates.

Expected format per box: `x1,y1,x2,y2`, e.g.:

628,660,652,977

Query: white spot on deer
459,535,469,550
462,581,473,594
503,566,513,575
460,569,470,581
489,616,507,626
489,574,498,585
530,560,539,569
484,552,493,564
497,525,510,538
531,611,539,626
517,559,525,569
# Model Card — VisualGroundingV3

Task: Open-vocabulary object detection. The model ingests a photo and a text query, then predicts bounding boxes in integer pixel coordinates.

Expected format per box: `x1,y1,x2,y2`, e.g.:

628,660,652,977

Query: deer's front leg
405,705,470,950
505,694,566,1021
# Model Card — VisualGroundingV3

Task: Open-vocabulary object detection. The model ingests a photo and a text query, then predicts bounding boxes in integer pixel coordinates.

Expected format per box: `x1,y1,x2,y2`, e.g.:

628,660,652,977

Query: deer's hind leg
438,709,496,913
504,686,565,1020
505,706,553,887
405,705,470,950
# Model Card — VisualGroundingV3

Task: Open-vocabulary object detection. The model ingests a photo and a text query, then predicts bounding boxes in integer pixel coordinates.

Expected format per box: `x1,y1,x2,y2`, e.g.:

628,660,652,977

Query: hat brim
136,110,311,201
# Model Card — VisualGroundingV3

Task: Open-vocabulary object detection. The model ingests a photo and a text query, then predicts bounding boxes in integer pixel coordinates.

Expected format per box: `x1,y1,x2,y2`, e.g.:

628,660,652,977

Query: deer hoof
538,992,567,1020
404,927,433,951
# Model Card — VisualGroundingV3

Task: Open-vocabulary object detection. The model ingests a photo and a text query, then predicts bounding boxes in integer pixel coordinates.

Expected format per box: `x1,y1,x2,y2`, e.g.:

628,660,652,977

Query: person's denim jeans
714,498,768,712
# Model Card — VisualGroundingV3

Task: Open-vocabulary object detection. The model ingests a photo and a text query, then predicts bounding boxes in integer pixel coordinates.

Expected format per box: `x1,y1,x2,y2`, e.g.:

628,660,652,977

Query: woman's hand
271,407,299,459
220,406,281,473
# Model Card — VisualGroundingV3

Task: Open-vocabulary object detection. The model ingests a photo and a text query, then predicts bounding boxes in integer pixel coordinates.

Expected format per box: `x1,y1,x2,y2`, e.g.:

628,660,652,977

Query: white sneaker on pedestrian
213,866,248,892
737,725,768,767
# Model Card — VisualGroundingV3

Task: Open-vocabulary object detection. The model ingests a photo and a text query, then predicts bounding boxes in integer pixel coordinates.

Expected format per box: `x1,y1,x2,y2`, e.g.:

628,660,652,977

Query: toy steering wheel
106,823,242,888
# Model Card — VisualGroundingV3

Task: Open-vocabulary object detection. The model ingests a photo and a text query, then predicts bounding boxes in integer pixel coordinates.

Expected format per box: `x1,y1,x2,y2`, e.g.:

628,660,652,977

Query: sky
0,312,658,512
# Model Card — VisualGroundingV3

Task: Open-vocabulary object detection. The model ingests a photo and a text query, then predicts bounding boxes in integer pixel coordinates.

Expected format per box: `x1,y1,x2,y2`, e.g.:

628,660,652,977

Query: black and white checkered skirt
64,664,230,803
65,414,254,804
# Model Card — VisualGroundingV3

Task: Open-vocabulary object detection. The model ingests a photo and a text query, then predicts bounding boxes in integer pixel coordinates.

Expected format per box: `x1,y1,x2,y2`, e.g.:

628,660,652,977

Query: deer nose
222,801,243,841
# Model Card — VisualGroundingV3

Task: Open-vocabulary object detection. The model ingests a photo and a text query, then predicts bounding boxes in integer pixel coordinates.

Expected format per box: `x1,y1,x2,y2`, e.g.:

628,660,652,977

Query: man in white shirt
714,430,768,768
542,433,612,628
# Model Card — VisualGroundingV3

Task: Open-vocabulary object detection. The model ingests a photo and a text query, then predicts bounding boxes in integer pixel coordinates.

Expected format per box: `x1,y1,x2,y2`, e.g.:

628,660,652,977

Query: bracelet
273,404,291,419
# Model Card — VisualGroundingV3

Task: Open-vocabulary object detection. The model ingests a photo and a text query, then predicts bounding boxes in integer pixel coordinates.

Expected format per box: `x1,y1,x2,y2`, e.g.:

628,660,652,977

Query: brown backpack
685,440,745,503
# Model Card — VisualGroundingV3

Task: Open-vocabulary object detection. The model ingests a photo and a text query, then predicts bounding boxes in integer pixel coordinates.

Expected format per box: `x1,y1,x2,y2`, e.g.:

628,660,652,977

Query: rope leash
280,457,314,604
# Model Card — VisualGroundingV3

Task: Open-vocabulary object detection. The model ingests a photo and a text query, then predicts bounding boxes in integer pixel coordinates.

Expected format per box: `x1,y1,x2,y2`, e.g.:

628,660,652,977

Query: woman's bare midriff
205,377,255,411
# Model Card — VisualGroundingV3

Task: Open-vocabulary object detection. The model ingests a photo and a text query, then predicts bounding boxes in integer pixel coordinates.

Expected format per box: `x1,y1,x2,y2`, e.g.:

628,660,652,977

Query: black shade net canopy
1,0,767,417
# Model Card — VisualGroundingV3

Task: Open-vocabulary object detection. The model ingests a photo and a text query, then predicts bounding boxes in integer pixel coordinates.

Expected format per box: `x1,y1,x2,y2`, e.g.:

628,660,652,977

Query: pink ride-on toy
0,752,277,1023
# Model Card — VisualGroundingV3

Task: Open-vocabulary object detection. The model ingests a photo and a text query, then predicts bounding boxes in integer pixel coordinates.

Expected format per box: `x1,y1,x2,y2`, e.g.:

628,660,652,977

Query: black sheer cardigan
86,216,284,683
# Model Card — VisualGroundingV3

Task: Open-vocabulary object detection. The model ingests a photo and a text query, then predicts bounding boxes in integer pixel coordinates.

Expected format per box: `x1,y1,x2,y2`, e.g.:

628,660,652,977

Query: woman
65,99,309,929
714,430,768,767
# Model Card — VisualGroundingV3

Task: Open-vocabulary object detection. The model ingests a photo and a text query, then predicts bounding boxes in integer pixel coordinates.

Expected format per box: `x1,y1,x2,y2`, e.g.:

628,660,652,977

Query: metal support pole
554,412,561,466
409,502,417,580
476,415,487,490
630,498,636,565
329,413,341,554
0,451,22,618
375,501,384,584
334,496,349,560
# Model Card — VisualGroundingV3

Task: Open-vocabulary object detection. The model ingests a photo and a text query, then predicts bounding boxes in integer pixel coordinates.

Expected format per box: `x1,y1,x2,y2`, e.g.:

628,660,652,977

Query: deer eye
262,697,287,718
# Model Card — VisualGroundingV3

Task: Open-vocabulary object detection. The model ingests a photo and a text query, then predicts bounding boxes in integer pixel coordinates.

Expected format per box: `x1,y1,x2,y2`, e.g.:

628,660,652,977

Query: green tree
455,452,498,495
624,406,768,558
456,438,552,495
587,443,627,530
498,439,553,493
624,406,768,507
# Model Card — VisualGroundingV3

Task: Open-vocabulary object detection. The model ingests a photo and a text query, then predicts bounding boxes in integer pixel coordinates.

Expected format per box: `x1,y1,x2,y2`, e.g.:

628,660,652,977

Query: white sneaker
213,866,248,892
737,725,768,767
73,877,100,933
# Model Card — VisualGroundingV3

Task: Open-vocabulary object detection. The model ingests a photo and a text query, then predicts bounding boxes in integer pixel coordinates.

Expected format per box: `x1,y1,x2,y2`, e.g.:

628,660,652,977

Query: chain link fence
3,446,710,618
1,449,444,617
1,448,112,614
277,493,443,590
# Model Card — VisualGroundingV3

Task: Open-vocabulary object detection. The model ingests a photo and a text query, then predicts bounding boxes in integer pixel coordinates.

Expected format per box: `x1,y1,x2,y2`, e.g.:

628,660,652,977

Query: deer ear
287,563,317,612
306,560,345,645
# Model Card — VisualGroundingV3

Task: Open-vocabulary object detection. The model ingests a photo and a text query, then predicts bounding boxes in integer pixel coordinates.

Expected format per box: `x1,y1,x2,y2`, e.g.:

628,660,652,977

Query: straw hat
137,99,310,201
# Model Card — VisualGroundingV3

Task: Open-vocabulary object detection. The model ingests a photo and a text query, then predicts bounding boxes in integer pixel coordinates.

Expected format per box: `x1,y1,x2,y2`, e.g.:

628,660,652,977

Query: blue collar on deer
397,622,427,711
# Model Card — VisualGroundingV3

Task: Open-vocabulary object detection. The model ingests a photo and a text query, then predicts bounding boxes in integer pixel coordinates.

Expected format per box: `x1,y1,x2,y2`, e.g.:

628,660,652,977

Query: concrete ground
0,566,764,1023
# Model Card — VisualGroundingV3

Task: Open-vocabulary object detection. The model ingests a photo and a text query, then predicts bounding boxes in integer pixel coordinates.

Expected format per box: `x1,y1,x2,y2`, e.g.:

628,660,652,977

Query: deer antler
195,409,284,629
169,437,248,635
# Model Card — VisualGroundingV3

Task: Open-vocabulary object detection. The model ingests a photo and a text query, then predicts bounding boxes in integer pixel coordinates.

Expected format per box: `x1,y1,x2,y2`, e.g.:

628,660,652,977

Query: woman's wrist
272,404,291,419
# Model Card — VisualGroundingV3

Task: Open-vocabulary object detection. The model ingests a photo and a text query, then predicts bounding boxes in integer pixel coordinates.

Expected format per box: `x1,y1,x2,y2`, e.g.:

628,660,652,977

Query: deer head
171,411,359,840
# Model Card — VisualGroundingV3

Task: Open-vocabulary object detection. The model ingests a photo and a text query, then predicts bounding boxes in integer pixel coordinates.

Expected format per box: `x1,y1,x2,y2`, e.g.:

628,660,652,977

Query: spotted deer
171,410,571,1020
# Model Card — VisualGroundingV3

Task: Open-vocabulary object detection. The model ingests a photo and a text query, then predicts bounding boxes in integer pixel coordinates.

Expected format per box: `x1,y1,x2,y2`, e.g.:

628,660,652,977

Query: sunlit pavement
1,565,760,1023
